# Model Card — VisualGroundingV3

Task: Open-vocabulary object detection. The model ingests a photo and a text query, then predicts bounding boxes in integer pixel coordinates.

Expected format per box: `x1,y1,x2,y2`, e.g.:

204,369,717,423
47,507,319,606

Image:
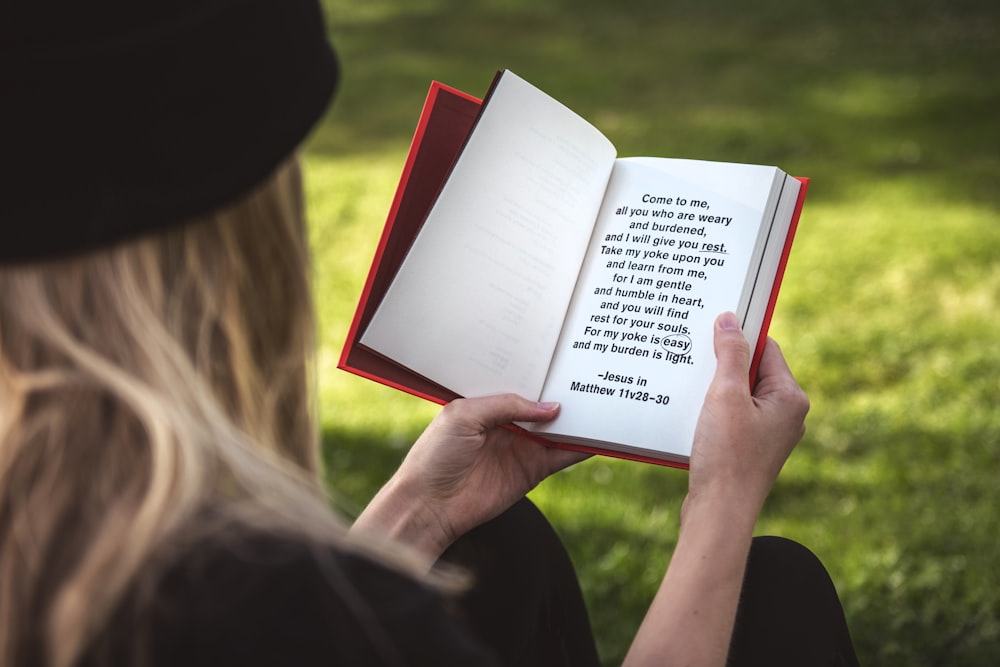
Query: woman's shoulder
86,531,498,667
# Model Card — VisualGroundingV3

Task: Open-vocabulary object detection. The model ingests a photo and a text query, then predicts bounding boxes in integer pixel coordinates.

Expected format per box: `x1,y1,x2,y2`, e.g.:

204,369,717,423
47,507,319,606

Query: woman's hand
353,394,588,561
624,313,809,667
686,311,810,521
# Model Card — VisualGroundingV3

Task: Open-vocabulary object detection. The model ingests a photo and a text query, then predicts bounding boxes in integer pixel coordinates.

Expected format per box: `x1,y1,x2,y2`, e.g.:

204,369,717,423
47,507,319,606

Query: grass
308,1,1000,664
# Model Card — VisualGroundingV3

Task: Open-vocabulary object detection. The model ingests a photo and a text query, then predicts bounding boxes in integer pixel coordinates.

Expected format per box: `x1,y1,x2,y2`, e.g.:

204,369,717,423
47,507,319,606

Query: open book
340,70,808,467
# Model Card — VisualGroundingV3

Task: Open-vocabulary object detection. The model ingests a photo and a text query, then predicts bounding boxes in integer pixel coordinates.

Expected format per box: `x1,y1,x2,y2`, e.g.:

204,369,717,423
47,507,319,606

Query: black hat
0,0,339,263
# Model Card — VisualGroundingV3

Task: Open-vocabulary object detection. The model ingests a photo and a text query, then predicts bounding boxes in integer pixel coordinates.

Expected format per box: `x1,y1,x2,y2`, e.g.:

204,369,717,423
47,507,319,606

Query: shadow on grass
768,417,1000,665
318,0,1000,208
320,424,412,516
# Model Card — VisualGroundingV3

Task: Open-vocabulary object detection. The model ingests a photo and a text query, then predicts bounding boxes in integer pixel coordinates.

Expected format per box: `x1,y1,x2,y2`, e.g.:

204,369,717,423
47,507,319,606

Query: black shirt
81,534,500,666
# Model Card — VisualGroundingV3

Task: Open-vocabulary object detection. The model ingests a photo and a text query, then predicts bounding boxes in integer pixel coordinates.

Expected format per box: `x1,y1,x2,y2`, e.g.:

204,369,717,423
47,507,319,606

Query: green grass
308,1,1000,664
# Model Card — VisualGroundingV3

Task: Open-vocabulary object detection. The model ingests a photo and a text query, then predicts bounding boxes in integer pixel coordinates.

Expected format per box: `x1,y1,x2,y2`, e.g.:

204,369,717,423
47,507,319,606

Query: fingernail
537,401,560,411
717,312,741,330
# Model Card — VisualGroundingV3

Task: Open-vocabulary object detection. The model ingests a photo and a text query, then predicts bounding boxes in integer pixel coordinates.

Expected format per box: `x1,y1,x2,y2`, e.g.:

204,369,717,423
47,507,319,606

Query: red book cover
339,82,481,405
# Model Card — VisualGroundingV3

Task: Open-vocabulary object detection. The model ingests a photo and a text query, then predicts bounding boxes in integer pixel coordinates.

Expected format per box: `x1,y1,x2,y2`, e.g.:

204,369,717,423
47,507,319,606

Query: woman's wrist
352,475,455,562
680,484,763,536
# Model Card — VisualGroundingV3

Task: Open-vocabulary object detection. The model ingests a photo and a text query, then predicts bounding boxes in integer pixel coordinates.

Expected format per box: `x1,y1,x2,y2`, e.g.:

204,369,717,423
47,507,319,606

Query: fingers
754,338,794,386
753,338,808,412
546,446,592,470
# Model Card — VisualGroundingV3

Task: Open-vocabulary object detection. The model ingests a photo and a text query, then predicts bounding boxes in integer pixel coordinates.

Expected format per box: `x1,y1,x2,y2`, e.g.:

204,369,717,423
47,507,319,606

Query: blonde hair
0,158,359,666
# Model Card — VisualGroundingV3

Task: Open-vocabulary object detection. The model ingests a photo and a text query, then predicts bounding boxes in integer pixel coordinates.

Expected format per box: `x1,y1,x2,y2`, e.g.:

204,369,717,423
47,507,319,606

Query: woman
1,1,858,665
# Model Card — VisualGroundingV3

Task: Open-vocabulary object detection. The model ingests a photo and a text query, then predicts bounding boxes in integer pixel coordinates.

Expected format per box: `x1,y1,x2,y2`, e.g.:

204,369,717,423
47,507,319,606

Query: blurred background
307,1,1000,664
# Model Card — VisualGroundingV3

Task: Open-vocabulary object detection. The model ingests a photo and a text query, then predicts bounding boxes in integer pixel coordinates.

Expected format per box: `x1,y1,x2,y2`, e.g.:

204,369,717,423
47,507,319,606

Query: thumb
711,312,752,390
447,394,561,431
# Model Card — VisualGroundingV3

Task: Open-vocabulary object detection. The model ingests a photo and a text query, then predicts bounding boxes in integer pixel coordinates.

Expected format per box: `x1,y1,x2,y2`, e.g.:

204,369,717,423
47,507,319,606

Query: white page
741,172,801,343
361,71,617,399
533,157,784,457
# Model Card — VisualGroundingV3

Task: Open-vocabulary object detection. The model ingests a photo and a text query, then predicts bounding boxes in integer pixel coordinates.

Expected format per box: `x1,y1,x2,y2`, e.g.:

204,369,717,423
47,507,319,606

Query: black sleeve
100,537,501,667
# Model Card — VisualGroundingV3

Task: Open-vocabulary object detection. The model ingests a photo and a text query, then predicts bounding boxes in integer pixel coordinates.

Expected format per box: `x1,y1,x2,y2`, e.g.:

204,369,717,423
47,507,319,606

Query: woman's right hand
685,311,809,521
624,313,809,667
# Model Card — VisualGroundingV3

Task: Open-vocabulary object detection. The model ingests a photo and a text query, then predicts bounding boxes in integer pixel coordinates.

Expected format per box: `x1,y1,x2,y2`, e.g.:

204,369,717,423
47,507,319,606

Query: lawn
308,1,1000,664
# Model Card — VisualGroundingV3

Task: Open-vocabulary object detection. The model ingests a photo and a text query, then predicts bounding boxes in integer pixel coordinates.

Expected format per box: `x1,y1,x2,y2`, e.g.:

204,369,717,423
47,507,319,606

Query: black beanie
0,0,339,263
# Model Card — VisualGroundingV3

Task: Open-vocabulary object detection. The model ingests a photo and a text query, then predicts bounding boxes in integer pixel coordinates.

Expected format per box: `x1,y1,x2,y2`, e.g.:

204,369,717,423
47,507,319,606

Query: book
339,70,809,468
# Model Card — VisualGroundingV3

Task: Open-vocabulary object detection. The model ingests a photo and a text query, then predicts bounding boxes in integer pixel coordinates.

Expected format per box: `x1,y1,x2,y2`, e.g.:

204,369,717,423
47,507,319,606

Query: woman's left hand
353,394,588,560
